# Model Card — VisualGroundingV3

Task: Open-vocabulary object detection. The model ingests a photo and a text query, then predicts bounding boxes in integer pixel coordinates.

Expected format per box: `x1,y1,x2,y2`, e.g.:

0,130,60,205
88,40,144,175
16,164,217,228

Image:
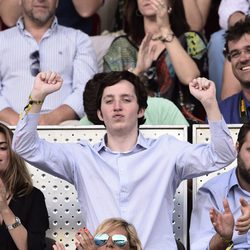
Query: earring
167,7,172,14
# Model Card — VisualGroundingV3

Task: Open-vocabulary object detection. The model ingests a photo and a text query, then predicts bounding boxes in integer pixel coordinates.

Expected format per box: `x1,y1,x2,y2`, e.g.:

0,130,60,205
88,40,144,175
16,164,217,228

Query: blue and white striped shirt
0,17,98,118
190,168,250,250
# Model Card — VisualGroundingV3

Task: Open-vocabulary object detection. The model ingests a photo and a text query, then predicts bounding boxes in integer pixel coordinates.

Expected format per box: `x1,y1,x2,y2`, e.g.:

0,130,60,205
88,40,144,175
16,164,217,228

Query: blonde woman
53,218,142,250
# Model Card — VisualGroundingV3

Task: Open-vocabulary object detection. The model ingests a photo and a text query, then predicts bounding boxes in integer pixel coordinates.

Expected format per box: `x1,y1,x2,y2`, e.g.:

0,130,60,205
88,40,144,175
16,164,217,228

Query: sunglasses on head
94,233,128,247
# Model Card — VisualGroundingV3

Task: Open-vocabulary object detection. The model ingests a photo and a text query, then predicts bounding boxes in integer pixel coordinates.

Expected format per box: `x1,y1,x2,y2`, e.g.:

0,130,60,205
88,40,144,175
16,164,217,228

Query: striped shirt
0,17,98,118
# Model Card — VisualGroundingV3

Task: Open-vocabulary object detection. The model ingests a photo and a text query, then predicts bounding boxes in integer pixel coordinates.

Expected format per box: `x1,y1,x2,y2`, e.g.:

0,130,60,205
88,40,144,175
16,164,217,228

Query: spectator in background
190,122,250,250
56,0,104,35
12,69,236,249
112,0,211,33
53,217,142,250
103,0,208,123
208,0,249,101
80,71,189,126
0,0,104,35
0,122,49,250
221,59,241,101
0,0,97,125
218,17,250,123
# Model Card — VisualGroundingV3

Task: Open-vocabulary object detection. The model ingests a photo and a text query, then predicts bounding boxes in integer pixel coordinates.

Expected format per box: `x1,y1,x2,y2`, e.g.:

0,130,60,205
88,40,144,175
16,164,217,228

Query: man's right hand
210,198,234,241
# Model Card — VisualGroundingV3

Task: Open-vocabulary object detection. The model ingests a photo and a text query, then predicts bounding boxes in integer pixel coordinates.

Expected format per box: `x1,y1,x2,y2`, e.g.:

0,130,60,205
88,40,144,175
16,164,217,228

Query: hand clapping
0,178,8,212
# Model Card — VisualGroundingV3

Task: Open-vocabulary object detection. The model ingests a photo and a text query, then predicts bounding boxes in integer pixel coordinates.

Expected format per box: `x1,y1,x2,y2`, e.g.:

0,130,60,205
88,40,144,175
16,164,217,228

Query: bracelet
28,95,44,105
6,216,22,230
128,67,134,73
151,33,175,43
20,95,44,119
160,33,175,43
225,241,234,250
221,237,234,250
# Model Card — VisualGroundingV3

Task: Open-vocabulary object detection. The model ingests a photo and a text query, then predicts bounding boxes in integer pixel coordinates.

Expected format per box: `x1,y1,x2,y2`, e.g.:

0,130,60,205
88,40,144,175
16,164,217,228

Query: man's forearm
204,101,222,122
38,104,78,125
0,107,19,125
228,11,245,27
210,233,233,250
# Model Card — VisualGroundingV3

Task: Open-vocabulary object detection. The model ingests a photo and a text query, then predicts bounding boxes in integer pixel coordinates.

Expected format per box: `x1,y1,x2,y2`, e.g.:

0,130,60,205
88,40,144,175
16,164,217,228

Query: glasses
227,46,250,60
94,233,128,248
30,50,40,76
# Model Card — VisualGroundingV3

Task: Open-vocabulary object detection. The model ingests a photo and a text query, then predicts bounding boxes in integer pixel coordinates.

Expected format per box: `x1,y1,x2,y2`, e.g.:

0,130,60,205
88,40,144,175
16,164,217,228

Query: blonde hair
0,123,33,196
94,218,142,250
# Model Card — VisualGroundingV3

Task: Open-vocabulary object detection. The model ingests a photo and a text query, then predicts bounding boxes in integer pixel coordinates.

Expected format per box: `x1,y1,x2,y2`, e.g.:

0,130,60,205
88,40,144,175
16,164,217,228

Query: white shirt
0,17,98,117
219,0,250,29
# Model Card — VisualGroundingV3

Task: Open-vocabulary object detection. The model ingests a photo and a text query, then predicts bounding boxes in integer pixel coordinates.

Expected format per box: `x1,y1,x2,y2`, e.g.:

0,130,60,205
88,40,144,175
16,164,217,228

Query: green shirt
80,97,189,126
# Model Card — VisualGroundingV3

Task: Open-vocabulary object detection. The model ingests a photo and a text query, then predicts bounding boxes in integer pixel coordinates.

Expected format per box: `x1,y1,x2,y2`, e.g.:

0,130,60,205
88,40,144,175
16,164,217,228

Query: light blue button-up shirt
0,17,98,118
13,114,236,250
190,168,250,250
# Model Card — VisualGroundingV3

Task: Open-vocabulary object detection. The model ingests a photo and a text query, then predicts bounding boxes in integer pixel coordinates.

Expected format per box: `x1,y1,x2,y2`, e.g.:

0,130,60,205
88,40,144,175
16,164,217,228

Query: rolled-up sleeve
62,31,98,118
207,118,236,167
219,0,249,29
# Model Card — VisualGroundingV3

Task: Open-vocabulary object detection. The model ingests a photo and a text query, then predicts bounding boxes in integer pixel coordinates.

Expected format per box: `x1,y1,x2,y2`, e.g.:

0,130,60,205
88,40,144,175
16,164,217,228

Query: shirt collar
17,16,58,33
228,168,239,191
95,131,150,153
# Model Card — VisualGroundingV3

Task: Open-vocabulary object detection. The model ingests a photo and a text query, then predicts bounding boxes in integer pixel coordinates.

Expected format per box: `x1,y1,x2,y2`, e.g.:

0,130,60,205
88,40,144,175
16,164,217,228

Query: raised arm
27,72,63,114
219,0,248,29
13,72,79,182
150,0,200,85
189,77,221,121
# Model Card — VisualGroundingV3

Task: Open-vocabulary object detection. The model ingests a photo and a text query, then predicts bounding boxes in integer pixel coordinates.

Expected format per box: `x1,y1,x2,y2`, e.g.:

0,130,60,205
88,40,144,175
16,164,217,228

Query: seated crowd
1,0,250,249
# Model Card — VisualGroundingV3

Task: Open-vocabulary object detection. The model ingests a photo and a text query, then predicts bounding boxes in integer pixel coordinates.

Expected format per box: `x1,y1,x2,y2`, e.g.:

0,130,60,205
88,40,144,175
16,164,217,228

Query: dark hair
224,15,250,60
0,123,33,197
123,0,189,45
237,122,250,151
83,71,148,126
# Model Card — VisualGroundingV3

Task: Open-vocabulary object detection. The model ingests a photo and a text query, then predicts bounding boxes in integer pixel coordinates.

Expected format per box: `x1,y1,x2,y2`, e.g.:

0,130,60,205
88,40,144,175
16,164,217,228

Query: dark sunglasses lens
30,51,40,76
30,50,39,59
112,235,128,247
94,234,109,246
30,66,40,77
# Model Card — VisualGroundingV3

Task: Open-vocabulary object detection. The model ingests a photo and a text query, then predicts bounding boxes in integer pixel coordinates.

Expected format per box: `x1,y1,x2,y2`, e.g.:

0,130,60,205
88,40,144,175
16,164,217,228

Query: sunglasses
30,50,40,76
94,233,128,248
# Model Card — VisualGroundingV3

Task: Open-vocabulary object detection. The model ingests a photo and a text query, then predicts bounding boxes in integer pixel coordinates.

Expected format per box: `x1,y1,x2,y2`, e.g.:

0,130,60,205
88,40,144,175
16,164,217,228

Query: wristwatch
6,216,22,230
225,240,234,250
161,33,175,43
221,237,234,250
